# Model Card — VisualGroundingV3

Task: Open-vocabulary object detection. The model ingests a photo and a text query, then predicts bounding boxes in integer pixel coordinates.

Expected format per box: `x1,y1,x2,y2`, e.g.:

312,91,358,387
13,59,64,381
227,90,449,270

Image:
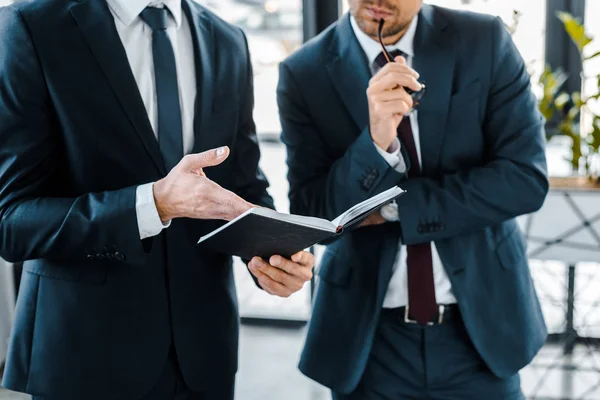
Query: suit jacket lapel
70,0,166,175
326,14,372,132
413,4,456,176
183,0,215,155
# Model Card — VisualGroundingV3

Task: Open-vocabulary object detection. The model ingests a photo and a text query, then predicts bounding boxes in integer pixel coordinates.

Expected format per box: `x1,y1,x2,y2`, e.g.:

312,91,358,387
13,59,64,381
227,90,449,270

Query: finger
372,88,414,106
371,88,408,102
249,257,265,270
370,62,419,83
371,71,421,91
358,214,386,228
270,254,313,281
180,146,230,172
359,212,387,227
374,100,412,117
204,182,254,220
394,55,408,65
219,192,254,221
370,61,418,84
248,262,269,285
251,268,277,295
251,268,294,297
291,251,315,269
370,72,422,93
255,257,306,288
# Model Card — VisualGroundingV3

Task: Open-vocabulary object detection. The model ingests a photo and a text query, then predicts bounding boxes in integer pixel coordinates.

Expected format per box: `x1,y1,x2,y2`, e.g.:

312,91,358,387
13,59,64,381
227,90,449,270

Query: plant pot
517,176,600,263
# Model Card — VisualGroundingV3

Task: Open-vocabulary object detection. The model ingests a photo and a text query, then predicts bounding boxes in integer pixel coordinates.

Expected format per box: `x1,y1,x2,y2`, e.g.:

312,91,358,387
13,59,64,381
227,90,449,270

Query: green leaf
556,11,593,54
539,100,555,121
571,133,583,171
559,121,574,137
539,65,568,96
567,106,580,121
584,50,600,61
591,118,600,151
554,92,571,110
571,91,582,107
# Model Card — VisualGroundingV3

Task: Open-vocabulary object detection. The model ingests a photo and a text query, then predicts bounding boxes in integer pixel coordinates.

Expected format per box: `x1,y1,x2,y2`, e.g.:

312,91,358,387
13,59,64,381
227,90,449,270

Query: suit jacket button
87,254,95,260
96,254,105,260
115,252,125,262
417,226,424,234
106,253,115,261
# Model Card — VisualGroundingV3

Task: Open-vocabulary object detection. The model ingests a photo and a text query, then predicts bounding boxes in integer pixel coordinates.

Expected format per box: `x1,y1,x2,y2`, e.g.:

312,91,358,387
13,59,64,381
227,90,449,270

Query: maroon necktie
375,50,438,324
397,118,437,324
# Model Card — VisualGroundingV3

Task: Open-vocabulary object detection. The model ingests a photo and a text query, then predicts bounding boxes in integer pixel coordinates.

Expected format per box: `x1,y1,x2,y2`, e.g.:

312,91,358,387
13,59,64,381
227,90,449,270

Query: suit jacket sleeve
396,17,549,245
0,7,150,264
278,63,409,222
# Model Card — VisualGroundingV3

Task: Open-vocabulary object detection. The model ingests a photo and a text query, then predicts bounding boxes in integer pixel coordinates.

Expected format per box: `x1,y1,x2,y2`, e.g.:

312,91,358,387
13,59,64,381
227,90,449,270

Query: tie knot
374,49,406,69
140,6,169,31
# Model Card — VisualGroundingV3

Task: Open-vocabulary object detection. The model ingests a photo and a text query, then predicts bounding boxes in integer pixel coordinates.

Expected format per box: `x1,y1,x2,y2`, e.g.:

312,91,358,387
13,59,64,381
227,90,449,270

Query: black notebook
197,186,405,260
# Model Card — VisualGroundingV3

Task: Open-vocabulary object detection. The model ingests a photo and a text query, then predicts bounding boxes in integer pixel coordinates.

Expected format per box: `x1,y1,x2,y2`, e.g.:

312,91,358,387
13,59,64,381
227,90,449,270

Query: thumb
394,55,407,65
180,146,230,172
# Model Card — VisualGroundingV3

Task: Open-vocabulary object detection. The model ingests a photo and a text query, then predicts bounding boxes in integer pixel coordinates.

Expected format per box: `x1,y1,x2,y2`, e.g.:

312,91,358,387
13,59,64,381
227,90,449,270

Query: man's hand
368,56,421,151
153,146,253,223
248,251,315,298
358,211,387,228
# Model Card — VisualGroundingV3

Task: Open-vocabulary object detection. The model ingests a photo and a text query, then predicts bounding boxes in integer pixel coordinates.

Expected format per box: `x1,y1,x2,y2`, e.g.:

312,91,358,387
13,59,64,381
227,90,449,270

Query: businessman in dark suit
278,0,549,398
0,0,315,399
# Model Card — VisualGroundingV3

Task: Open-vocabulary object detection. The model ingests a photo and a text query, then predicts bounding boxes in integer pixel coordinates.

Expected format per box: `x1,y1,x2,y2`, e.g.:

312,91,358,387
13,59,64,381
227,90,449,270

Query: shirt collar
350,13,417,67
106,0,182,28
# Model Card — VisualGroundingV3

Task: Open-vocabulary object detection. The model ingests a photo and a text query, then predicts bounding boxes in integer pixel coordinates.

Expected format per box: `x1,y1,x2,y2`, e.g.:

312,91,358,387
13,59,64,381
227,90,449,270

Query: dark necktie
376,51,438,325
374,49,405,73
140,7,184,171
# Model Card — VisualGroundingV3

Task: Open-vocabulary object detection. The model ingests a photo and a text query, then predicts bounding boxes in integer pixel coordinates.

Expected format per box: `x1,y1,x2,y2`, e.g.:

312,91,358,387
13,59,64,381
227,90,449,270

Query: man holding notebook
278,0,549,398
0,1,313,399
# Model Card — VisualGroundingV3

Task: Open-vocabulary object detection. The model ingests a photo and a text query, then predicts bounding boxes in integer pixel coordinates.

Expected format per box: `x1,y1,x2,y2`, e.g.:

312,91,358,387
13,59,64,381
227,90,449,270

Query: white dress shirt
350,15,457,307
106,0,196,239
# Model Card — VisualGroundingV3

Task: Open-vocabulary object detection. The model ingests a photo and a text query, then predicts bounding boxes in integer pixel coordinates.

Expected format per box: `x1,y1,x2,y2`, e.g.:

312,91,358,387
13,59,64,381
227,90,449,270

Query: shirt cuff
373,138,407,173
136,183,171,240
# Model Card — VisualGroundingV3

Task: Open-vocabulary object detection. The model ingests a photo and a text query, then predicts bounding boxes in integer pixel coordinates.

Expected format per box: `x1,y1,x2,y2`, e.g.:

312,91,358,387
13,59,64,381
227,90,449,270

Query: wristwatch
380,200,399,222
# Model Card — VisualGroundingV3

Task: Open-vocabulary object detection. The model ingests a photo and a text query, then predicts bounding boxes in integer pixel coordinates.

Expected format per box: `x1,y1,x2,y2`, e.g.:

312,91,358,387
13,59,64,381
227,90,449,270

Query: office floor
2,323,600,400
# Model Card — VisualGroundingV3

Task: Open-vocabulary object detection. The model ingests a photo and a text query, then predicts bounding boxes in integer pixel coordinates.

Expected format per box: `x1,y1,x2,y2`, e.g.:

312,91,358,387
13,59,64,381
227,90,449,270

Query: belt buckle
404,305,446,326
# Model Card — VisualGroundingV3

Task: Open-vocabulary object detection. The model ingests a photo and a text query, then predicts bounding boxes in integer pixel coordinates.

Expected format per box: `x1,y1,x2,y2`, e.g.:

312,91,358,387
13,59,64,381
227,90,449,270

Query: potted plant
538,11,600,188
513,10,600,264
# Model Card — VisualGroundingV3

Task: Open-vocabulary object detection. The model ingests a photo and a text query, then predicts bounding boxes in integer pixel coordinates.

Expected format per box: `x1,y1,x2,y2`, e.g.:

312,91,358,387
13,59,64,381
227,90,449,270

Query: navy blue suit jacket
278,5,549,394
0,0,273,398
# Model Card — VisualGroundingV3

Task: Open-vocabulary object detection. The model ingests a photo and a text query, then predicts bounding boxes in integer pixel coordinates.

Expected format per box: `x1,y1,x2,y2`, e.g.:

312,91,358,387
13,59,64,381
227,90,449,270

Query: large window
427,0,547,85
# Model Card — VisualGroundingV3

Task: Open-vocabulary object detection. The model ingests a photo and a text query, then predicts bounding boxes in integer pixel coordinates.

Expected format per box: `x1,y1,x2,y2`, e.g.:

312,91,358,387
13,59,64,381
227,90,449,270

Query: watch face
380,202,399,222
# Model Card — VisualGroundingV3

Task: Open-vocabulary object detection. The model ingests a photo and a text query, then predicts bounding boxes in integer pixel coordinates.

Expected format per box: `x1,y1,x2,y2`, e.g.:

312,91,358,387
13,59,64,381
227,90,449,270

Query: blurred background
1,0,600,399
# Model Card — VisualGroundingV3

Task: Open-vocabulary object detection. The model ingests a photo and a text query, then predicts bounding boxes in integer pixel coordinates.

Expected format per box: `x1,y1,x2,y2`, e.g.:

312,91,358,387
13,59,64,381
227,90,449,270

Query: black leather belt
382,304,460,326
